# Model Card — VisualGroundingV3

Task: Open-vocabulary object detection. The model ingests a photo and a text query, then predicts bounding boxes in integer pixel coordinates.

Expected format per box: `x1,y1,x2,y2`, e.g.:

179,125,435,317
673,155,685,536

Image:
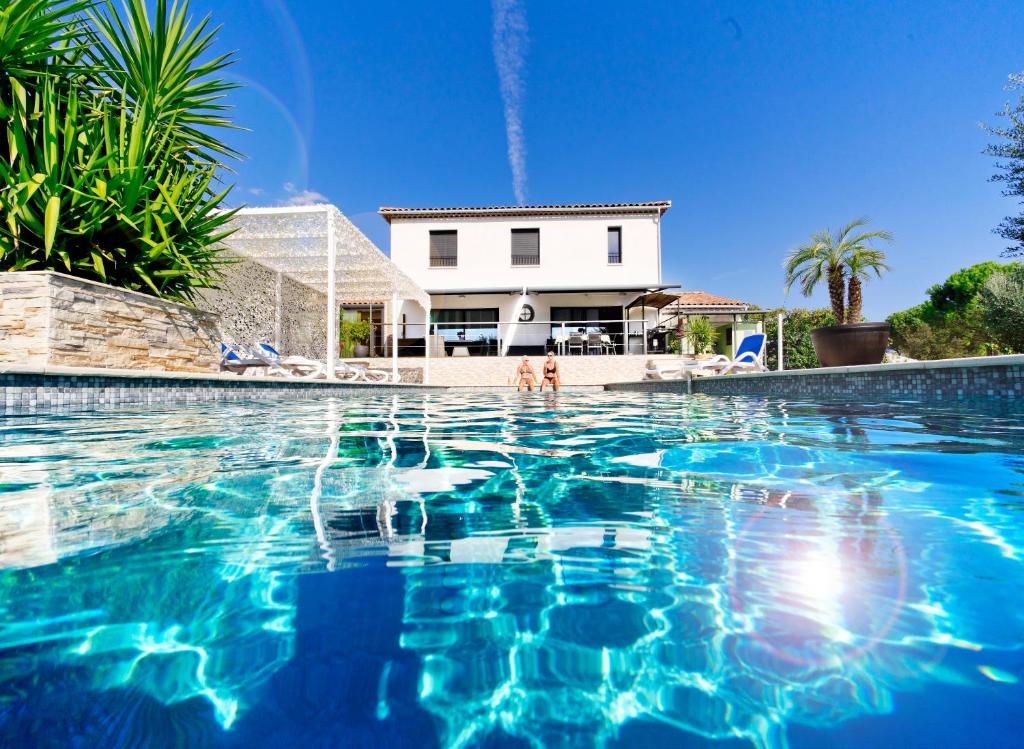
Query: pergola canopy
223,205,429,309
219,205,430,380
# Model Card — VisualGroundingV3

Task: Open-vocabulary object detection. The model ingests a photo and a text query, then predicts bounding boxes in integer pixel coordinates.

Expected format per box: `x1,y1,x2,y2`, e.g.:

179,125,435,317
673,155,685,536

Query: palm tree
845,247,890,323
784,218,893,324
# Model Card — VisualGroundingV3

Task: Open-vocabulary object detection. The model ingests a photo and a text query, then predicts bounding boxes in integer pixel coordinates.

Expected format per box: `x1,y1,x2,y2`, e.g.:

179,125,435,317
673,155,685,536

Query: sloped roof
676,291,750,309
379,201,671,222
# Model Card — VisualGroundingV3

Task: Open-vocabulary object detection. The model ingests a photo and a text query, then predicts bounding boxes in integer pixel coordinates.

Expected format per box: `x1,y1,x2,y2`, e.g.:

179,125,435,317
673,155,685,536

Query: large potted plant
340,319,372,358
784,218,892,366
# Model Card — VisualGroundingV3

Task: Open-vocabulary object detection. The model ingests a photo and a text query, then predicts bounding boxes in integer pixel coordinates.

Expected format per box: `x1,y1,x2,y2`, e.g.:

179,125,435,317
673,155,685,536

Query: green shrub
980,265,1024,353
0,0,239,302
340,319,372,356
926,262,1008,314
762,308,835,370
886,262,1019,359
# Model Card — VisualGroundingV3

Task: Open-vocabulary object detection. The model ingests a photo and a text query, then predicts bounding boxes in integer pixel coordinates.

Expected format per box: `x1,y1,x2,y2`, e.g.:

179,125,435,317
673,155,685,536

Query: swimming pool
1,392,1022,748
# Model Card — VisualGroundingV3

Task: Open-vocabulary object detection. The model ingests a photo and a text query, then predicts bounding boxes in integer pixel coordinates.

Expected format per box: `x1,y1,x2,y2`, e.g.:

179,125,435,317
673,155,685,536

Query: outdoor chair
587,333,603,355
567,334,585,355
644,361,687,380
701,333,768,375
335,360,399,383
220,343,282,376
256,343,324,379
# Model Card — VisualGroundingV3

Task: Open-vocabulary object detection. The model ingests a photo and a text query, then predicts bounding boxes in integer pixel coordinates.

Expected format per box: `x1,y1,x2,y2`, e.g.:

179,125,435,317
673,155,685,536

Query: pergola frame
223,205,431,381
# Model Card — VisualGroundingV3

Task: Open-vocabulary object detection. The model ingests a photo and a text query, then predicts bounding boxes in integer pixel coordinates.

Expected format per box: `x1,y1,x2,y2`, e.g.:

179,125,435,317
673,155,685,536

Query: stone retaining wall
606,355,1024,401
0,272,222,373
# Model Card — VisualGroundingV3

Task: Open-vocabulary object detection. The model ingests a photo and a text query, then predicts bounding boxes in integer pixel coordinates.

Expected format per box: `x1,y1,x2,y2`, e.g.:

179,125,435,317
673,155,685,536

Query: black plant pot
810,322,891,367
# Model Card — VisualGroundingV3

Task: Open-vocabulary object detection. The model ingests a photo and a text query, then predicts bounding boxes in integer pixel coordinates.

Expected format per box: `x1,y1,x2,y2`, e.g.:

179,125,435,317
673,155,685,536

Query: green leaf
91,250,106,280
43,195,60,255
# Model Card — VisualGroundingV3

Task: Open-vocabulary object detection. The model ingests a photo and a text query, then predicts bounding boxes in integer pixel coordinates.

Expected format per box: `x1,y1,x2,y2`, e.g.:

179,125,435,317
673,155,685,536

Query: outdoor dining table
553,334,614,355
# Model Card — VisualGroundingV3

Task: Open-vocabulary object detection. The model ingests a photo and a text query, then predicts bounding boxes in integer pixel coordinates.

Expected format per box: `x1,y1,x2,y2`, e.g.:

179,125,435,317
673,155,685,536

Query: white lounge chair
700,334,768,375
220,343,288,376
256,344,324,379
335,360,399,383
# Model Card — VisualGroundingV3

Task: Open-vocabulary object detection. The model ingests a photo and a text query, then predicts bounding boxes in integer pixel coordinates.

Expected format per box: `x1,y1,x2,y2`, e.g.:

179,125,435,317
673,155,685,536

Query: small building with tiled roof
675,291,752,310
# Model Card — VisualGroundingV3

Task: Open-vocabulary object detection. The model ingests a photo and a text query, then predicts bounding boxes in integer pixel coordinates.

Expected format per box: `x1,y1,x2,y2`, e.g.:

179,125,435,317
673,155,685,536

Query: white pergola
223,205,431,382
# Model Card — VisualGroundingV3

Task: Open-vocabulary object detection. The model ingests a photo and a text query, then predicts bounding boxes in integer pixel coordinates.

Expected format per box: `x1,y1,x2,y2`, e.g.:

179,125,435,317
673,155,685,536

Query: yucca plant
0,0,239,302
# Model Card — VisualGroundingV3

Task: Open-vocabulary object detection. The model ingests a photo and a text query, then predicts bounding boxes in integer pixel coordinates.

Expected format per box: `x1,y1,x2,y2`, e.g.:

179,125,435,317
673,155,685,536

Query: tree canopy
985,72,1024,257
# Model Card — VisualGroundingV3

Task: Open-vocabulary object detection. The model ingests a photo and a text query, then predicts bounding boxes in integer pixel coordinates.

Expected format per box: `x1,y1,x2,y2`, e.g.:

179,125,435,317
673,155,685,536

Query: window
550,306,624,339
607,227,622,264
429,230,457,267
430,308,500,354
511,228,540,266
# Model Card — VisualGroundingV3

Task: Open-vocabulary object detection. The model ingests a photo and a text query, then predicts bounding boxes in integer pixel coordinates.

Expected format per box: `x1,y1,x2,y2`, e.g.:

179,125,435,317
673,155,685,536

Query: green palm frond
784,217,893,324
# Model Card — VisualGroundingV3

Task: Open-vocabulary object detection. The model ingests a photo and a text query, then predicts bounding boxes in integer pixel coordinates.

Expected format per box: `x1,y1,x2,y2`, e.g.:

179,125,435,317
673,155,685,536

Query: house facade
379,202,678,356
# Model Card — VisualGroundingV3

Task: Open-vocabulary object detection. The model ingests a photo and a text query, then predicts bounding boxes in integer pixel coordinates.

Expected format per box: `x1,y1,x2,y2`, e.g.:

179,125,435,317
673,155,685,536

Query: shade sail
222,205,429,310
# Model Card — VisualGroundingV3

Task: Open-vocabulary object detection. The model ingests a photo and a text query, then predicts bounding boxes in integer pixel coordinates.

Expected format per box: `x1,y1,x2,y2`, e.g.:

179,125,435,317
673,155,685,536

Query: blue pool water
1,392,1023,748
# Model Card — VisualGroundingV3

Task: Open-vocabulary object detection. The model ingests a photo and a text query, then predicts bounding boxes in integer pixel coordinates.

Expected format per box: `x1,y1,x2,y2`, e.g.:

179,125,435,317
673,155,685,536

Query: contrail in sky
492,0,529,205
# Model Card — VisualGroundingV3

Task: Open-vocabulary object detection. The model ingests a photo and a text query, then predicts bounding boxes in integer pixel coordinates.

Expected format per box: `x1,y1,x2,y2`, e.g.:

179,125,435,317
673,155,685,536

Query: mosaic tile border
1,369,445,415
605,356,1024,401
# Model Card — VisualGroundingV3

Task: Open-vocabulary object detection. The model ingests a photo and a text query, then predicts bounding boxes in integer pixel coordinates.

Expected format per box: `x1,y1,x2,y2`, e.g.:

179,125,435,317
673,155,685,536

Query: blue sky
200,0,1023,319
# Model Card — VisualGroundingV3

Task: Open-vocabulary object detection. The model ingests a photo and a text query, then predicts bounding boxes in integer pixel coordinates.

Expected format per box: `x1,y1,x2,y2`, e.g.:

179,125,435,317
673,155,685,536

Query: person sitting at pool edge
540,351,560,391
515,356,537,391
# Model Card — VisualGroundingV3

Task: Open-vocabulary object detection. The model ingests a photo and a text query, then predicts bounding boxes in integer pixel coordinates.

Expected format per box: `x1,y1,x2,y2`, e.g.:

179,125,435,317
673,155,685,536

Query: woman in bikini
540,351,560,391
515,356,537,391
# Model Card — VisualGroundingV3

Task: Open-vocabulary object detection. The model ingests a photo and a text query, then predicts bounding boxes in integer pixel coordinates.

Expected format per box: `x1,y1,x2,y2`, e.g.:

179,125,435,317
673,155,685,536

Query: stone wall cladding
605,356,1024,401
1,370,443,415
1,272,222,373
0,273,50,368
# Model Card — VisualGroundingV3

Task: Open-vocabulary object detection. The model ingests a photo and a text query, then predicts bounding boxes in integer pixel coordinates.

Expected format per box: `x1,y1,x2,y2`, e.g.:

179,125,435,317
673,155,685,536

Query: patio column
424,302,431,385
391,291,400,382
326,209,338,379
777,312,784,371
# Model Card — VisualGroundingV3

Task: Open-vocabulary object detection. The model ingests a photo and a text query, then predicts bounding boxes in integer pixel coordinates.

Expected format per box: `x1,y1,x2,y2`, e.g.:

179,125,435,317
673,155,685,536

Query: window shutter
429,231,457,266
511,229,539,265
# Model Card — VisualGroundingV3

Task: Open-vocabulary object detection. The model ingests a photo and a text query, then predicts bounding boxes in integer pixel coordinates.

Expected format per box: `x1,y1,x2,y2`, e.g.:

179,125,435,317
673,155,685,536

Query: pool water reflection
1,393,1023,748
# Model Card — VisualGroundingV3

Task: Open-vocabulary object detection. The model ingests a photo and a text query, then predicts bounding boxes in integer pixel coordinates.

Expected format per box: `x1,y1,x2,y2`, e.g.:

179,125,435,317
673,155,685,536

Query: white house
378,201,680,356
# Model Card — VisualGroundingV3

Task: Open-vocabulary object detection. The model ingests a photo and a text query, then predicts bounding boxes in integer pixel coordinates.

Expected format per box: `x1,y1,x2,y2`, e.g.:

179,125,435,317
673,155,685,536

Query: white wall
389,214,662,291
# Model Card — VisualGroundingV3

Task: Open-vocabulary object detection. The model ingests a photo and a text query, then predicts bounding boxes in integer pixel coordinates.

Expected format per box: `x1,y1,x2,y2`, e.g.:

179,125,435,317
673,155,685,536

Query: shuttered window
608,227,622,264
511,229,540,266
429,230,458,267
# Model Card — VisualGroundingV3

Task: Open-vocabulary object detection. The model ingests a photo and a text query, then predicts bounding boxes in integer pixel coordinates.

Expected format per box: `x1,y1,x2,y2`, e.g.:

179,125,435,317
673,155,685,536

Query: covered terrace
218,205,431,381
